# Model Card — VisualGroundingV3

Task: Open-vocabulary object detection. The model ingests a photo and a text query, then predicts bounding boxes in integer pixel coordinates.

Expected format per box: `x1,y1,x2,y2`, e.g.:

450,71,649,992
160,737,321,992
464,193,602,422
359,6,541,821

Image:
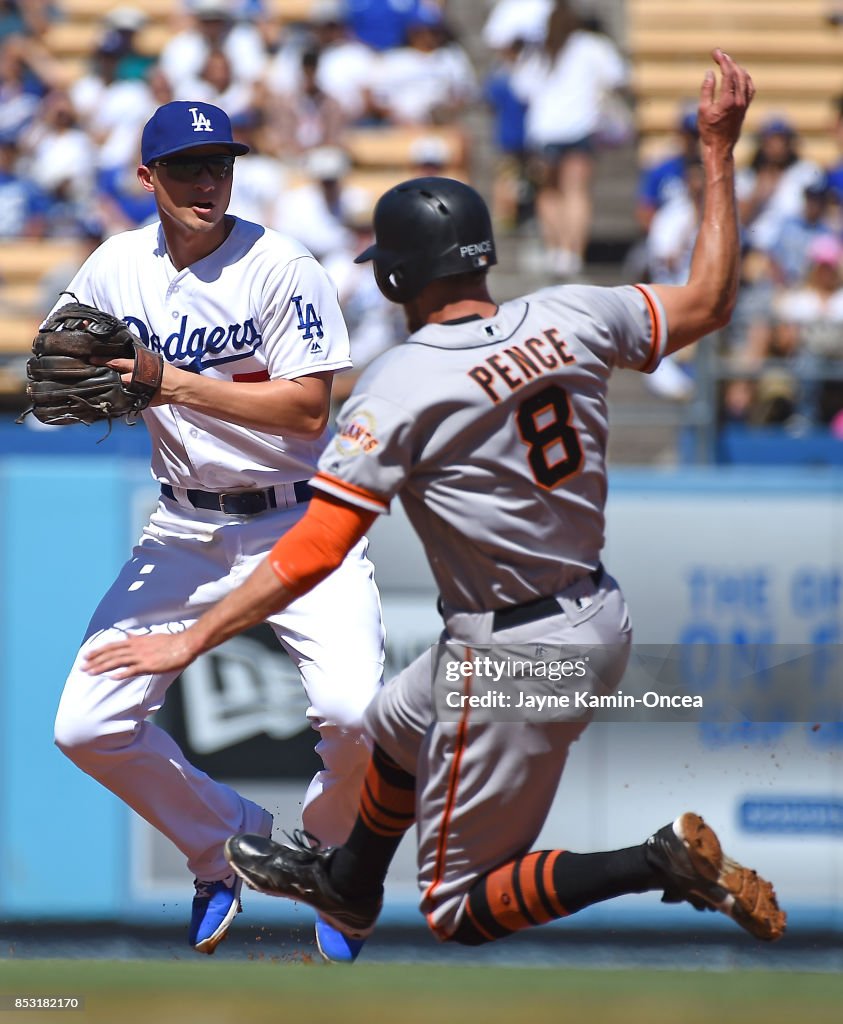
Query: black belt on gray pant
491,565,604,632
160,481,313,516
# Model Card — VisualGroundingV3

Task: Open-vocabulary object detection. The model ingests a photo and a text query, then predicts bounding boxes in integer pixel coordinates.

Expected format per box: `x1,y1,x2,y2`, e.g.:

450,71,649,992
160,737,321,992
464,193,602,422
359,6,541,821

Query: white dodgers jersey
55,218,351,490
314,283,667,612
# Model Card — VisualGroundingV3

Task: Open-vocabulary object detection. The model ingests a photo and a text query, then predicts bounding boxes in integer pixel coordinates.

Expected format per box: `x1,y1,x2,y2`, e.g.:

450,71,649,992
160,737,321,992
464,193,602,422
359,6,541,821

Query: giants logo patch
336,413,380,456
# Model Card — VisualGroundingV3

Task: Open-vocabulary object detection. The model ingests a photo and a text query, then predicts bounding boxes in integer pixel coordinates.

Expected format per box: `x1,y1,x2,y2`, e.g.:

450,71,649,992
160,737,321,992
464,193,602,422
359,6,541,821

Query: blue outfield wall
1,439,842,927
0,457,144,917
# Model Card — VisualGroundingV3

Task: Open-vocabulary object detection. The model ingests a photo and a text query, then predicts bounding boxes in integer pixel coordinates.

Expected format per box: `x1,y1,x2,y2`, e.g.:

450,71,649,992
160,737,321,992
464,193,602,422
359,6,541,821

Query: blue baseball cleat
315,916,366,963
189,875,242,954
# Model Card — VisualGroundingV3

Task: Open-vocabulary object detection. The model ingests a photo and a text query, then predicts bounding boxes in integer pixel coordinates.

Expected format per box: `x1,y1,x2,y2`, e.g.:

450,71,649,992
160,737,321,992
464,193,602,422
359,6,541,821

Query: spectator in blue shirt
0,132,49,237
0,34,57,140
484,39,530,230
826,93,843,202
636,109,699,232
346,0,423,51
769,177,841,286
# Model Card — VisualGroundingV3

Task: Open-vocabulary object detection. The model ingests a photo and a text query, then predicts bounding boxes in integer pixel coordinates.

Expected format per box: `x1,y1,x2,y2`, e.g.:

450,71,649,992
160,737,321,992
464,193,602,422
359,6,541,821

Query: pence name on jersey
314,284,666,611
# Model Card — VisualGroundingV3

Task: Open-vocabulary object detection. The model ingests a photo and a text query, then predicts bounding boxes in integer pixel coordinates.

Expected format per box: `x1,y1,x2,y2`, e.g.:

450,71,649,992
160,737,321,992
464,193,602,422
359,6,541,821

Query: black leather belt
492,565,604,632
160,481,313,516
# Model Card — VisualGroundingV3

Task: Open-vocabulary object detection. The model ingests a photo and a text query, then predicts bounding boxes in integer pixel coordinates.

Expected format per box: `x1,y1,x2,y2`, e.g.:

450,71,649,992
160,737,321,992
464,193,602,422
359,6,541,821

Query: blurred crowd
636,100,843,434
4,0,843,436
0,0,480,248
0,0,634,399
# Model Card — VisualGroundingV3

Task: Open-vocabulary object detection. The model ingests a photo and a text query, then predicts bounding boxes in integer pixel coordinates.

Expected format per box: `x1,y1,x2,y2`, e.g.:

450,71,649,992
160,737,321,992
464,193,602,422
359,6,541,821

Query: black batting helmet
354,176,497,303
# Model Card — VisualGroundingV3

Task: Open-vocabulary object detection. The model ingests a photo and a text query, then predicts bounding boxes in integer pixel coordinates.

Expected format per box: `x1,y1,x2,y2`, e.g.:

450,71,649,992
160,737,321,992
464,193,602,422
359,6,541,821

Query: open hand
83,630,199,679
698,49,755,153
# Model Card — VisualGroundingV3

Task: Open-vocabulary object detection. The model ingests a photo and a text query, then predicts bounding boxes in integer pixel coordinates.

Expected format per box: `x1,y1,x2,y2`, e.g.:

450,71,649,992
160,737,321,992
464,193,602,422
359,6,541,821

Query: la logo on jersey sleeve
291,294,325,354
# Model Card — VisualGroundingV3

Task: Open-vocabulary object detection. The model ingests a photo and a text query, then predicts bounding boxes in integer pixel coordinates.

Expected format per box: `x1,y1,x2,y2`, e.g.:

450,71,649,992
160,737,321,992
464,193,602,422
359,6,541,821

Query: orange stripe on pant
424,646,473,938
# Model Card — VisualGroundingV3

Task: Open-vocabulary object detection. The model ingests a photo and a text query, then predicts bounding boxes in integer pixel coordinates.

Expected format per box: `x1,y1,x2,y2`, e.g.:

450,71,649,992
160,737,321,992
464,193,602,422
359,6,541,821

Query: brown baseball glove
18,301,163,429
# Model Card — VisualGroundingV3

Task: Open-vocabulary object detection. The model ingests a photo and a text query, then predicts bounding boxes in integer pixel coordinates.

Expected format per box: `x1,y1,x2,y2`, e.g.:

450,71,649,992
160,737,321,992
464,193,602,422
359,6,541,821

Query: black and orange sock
329,744,416,898
451,845,660,945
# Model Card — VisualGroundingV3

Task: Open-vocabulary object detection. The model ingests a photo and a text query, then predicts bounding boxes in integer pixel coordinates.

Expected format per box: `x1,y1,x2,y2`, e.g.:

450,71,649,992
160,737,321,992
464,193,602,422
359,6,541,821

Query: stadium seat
628,0,843,167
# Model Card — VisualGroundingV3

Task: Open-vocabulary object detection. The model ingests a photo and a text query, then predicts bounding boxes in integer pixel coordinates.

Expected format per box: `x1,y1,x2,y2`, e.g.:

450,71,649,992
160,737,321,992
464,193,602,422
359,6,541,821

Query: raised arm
648,49,755,354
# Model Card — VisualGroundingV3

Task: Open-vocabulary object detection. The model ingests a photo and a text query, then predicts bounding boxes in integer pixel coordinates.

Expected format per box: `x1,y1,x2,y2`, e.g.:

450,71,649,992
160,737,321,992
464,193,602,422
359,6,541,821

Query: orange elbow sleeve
268,493,377,599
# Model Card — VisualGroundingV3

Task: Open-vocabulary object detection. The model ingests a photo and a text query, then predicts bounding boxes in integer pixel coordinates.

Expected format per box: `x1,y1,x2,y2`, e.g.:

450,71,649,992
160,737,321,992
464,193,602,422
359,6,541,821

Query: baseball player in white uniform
52,101,385,956
85,54,785,954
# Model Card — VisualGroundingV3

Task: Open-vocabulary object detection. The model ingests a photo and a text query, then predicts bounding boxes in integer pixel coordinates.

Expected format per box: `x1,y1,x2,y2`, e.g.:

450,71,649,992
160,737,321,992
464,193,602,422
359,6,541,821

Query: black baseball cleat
223,831,382,940
645,811,786,941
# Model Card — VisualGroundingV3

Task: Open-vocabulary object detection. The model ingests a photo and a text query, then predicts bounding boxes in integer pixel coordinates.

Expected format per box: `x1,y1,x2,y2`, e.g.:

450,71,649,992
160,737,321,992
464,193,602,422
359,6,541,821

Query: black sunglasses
154,155,236,182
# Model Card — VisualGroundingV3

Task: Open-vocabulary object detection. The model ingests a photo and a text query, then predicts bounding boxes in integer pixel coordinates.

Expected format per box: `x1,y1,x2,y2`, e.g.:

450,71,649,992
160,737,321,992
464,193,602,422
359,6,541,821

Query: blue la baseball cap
141,101,250,165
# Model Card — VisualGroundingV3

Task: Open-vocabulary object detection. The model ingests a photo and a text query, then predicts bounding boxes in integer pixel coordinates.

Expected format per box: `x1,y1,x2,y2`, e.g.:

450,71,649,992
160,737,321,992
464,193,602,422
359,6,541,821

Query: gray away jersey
314,283,667,611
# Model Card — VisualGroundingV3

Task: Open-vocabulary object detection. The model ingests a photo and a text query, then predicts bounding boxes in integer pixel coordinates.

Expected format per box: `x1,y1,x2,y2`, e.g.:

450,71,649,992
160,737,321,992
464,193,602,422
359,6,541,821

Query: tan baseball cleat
645,811,786,941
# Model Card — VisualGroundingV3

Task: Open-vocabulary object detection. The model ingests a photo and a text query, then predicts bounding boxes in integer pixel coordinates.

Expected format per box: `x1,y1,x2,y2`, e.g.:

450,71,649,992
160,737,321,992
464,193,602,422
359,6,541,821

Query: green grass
0,961,841,1024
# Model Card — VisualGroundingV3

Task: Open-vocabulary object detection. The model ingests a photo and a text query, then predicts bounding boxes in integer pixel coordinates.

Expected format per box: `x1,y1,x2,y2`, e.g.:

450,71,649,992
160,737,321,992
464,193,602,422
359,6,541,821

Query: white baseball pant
54,495,385,880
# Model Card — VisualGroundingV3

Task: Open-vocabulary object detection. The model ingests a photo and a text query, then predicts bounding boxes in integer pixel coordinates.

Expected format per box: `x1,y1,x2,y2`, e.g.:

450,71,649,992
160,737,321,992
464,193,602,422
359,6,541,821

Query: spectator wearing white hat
159,0,267,93
226,108,290,224
408,133,451,174
70,31,153,170
365,4,477,126
173,47,257,121
102,8,155,81
271,145,358,261
322,190,404,405
482,0,552,50
267,1,373,123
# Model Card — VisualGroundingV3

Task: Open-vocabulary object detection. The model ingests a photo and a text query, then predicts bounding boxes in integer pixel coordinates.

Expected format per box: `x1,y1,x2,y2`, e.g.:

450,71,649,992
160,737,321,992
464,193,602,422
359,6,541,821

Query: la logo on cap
190,107,213,132
140,100,250,164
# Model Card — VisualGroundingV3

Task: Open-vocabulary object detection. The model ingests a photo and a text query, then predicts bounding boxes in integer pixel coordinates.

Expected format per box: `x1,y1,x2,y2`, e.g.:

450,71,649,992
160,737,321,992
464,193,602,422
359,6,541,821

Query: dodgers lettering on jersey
313,283,666,612
123,312,264,370
52,218,352,490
